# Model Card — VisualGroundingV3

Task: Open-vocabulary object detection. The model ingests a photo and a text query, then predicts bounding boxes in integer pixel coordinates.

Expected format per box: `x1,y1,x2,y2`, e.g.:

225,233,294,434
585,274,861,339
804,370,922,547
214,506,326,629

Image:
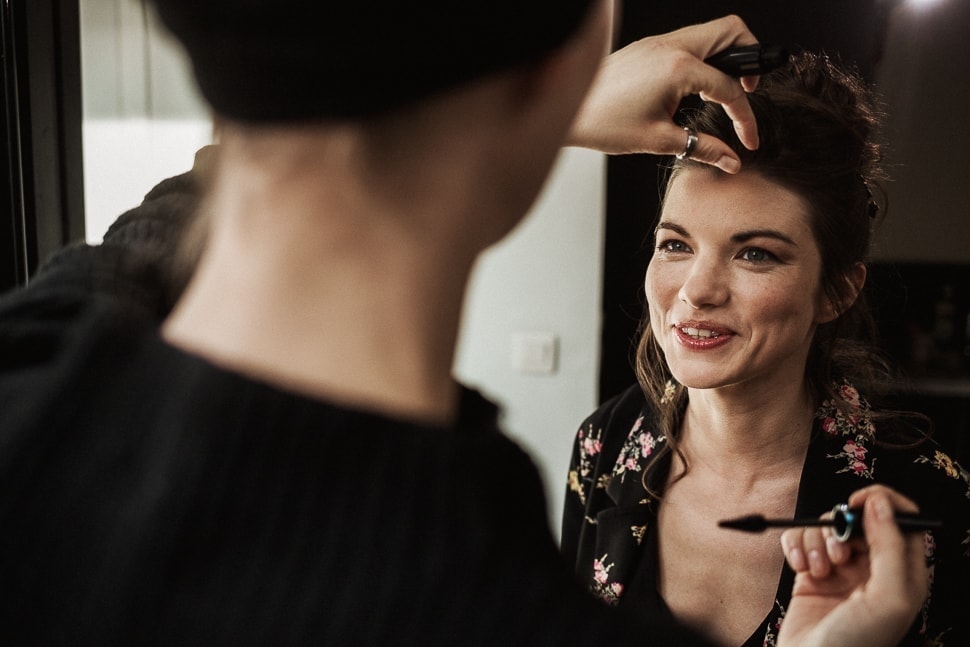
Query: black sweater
0,288,709,646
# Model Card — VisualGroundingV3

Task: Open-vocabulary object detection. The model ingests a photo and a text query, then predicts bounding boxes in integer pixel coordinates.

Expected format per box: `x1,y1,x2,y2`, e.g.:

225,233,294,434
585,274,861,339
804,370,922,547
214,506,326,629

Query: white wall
79,0,607,537
80,0,213,243
454,149,606,535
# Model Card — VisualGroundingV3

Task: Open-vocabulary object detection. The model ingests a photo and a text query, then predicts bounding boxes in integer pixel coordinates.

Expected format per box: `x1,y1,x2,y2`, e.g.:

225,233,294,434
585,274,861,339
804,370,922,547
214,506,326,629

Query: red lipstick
674,321,733,350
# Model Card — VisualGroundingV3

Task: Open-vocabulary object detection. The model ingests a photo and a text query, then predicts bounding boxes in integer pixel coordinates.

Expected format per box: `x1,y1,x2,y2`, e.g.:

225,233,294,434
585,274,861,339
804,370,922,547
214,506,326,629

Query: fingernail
788,547,806,571
717,156,741,174
808,549,825,576
826,536,848,563
872,494,891,521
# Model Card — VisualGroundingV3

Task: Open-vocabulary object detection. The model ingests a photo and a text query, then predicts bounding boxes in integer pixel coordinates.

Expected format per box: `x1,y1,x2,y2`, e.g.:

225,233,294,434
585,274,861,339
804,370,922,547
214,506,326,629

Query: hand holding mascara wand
719,503,942,542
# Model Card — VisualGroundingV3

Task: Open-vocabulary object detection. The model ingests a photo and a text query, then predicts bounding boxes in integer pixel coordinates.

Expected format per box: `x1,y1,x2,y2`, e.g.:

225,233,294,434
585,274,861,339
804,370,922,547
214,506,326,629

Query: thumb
860,492,928,633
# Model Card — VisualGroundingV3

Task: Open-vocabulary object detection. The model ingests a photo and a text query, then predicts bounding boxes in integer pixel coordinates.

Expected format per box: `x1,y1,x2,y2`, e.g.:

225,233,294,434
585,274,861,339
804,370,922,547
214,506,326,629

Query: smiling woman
561,51,970,647
646,170,826,396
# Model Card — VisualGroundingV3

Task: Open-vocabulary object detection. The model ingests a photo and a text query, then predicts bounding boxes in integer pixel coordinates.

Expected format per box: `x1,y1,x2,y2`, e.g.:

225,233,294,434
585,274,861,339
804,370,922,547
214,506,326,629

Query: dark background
1,0,84,291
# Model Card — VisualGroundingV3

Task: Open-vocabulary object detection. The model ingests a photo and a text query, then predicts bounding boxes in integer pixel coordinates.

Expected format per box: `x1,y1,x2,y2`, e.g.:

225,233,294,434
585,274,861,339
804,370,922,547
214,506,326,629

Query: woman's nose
678,261,729,310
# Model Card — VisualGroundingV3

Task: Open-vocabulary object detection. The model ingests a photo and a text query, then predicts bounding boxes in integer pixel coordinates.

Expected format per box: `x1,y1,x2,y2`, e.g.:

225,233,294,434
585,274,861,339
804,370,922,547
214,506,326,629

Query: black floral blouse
561,381,970,647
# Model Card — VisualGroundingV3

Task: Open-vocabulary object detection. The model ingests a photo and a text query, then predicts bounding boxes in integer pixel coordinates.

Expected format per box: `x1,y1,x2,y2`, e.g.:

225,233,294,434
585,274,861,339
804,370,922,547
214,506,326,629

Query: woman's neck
677,381,816,486
162,134,483,427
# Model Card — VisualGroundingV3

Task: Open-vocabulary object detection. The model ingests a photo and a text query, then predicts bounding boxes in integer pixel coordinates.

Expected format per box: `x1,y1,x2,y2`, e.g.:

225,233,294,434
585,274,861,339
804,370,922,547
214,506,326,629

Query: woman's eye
740,247,777,263
657,240,689,253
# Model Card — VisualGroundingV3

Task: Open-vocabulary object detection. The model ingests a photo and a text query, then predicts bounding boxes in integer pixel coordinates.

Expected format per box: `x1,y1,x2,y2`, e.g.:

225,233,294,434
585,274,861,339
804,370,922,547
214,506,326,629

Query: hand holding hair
567,14,760,173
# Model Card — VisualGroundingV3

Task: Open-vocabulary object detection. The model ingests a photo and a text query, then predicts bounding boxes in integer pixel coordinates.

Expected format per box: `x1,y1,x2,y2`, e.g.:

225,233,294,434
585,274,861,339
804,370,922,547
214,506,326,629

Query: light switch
511,332,559,375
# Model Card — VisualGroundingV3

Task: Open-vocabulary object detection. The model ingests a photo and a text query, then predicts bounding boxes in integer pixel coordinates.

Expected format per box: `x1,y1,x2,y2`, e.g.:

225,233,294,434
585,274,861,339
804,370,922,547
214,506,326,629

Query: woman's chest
652,478,798,645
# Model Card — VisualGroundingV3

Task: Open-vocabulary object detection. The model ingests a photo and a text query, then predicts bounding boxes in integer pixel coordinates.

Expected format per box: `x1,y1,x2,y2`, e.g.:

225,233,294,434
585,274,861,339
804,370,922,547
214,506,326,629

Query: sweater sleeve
25,145,215,320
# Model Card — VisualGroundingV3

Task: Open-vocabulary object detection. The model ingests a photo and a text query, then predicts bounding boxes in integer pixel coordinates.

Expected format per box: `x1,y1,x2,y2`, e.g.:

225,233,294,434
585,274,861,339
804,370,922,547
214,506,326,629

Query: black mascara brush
719,503,942,542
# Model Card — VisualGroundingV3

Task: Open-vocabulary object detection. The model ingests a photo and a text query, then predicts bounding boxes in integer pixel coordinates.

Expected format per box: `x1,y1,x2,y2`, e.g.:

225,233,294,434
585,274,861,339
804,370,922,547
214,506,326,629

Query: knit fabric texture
150,0,595,122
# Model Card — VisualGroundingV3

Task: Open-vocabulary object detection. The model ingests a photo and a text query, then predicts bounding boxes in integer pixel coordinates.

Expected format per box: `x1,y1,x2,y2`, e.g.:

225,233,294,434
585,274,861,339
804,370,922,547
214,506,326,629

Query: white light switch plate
511,332,559,375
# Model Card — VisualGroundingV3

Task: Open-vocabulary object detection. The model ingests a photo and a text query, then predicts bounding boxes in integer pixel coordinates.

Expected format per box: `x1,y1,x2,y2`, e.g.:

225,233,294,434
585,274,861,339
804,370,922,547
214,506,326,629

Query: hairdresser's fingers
664,15,763,92
802,526,832,579
666,16,763,93
849,486,927,597
858,490,929,636
695,70,759,151
847,484,920,516
825,535,852,565
810,507,855,565
566,14,760,168
664,15,758,60
662,15,761,151
781,528,809,572
850,485,928,599
657,125,742,174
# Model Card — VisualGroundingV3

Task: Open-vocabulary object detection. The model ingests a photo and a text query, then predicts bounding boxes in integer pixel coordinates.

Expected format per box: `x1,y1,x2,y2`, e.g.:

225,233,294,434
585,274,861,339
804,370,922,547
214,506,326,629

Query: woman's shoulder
579,383,653,434
875,435,970,502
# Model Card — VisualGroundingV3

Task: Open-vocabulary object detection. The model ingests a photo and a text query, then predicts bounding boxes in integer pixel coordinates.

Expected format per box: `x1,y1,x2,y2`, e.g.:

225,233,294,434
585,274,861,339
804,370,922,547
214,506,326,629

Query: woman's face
646,168,836,392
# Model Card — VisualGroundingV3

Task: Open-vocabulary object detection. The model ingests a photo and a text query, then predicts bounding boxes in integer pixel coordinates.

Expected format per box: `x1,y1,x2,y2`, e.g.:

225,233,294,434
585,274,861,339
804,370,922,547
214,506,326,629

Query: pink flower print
590,554,623,605
582,437,602,456
924,531,937,558
822,417,838,435
851,460,868,475
593,556,613,584
631,415,643,433
624,458,637,471
843,440,868,460
639,431,657,458
840,383,861,407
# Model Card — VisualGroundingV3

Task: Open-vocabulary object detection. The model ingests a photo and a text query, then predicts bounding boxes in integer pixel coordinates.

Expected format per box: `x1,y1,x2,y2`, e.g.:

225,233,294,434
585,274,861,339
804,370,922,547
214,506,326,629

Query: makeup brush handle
832,504,942,542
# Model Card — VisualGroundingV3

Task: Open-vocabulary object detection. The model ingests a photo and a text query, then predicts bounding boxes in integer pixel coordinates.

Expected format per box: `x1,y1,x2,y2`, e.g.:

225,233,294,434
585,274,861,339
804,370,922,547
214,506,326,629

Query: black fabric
0,287,714,645
151,0,595,122
24,145,214,321
562,384,970,647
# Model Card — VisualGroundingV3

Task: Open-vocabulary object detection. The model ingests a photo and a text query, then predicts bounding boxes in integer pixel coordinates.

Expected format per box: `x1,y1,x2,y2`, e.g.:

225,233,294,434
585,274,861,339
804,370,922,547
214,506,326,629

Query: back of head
150,0,595,123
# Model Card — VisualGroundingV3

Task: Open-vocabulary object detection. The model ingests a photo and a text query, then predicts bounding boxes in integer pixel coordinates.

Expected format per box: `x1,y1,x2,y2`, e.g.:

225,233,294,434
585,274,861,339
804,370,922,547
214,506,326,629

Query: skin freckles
646,168,832,393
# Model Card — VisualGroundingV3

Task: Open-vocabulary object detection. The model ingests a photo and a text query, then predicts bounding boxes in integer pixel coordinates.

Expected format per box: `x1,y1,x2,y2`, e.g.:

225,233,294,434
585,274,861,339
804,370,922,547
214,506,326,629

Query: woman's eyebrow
655,221,798,248
654,221,688,237
731,229,798,247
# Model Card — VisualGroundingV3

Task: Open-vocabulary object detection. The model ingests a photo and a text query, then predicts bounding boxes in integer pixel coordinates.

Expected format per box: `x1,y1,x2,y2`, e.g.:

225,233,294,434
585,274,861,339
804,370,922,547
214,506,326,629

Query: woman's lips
674,323,733,349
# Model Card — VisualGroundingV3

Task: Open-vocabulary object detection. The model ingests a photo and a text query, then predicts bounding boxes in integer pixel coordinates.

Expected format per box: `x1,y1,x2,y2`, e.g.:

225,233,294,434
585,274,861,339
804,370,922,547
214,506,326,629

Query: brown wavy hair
634,52,917,496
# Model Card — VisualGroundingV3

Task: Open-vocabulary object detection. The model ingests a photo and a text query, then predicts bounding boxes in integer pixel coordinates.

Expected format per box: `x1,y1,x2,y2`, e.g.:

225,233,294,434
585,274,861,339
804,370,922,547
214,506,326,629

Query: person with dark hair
0,1,928,643
562,51,970,646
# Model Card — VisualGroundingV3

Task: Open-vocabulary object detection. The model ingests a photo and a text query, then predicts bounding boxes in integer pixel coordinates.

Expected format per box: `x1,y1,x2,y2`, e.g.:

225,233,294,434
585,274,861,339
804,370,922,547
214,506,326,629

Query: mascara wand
718,503,942,542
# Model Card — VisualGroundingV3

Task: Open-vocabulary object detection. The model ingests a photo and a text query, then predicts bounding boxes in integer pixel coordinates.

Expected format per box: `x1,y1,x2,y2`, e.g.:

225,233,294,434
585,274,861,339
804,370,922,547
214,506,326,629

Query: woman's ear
817,262,867,323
